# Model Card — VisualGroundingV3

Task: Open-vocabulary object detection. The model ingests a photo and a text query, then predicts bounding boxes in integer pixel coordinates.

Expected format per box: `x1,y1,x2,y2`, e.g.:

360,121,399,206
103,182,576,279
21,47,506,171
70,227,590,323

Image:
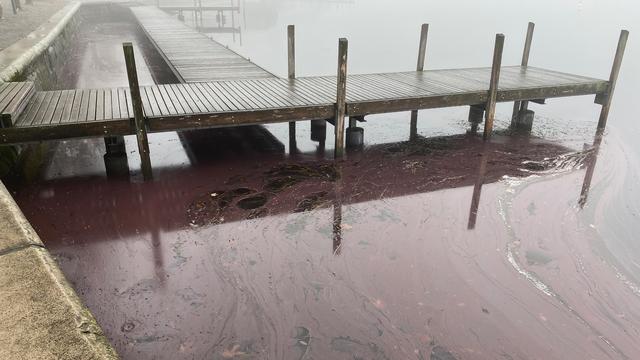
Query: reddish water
7,1,640,359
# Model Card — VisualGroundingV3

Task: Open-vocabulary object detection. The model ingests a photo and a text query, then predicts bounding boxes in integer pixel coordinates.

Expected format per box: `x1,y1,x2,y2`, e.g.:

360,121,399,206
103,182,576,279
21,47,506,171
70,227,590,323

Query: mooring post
410,24,429,140
287,25,297,150
511,22,535,127
483,34,504,140
334,38,348,158
10,0,18,14
123,43,153,180
597,30,629,130
579,128,604,208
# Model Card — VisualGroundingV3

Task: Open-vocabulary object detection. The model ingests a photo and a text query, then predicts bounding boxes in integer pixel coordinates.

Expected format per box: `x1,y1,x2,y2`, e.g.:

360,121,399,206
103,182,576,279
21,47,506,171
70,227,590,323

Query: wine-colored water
8,1,640,359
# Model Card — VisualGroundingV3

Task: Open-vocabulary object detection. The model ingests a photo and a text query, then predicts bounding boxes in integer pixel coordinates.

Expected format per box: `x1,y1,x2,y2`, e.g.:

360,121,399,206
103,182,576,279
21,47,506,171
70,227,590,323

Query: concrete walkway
0,0,69,50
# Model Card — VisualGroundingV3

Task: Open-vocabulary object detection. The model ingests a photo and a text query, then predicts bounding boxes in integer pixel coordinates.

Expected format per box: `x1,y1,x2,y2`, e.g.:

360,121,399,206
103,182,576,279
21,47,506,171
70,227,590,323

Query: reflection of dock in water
23,132,584,249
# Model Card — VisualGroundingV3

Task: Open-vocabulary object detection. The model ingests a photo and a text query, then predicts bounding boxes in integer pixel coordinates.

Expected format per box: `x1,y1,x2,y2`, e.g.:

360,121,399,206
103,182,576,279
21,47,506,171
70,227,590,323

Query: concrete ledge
0,2,80,82
0,182,118,359
0,182,42,252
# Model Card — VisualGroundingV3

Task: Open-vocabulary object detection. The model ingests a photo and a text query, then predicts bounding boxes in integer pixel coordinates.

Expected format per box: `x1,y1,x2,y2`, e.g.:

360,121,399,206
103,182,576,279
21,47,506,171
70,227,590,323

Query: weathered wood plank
1,82,35,127
87,89,98,122
50,90,70,125
41,91,62,125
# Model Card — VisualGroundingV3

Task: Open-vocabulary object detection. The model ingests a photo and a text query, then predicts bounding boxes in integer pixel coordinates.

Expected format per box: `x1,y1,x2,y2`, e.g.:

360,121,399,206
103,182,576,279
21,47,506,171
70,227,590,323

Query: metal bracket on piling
334,38,348,158
483,34,504,140
123,42,153,181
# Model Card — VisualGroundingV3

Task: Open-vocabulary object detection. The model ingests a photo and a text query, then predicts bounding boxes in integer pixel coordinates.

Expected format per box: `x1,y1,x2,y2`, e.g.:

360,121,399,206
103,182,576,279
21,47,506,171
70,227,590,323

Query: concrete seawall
0,2,80,88
0,2,119,358
0,181,118,359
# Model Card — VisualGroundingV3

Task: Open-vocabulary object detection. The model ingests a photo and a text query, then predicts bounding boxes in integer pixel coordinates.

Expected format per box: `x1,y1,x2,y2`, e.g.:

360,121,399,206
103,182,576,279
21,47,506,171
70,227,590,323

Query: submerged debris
430,345,458,360
383,136,452,156
264,163,339,192
294,191,330,212
187,187,259,226
236,193,268,210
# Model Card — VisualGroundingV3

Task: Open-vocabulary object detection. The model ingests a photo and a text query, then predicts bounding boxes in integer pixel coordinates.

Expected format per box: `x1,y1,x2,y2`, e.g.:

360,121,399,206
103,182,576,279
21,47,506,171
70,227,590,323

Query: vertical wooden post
10,0,18,14
411,24,429,140
597,30,629,130
287,25,296,79
483,34,504,140
334,38,348,158
123,43,153,180
579,128,604,208
511,22,535,126
416,23,429,72
287,25,296,149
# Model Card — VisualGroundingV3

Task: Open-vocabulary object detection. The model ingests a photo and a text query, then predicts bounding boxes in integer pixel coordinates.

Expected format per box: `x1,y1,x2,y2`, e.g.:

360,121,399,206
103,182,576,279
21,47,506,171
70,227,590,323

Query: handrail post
597,30,629,130
511,22,535,126
334,38,348,158
483,34,504,140
287,25,297,149
123,42,153,180
411,24,429,140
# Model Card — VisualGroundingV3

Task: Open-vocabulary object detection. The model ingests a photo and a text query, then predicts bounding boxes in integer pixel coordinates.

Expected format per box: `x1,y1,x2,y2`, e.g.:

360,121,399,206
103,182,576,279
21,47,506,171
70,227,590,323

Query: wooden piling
287,25,296,79
416,24,429,72
597,30,629,130
483,34,504,140
411,24,429,140
334,38,348,158
287,25,296,149
123,43,153,180
511,22,535,126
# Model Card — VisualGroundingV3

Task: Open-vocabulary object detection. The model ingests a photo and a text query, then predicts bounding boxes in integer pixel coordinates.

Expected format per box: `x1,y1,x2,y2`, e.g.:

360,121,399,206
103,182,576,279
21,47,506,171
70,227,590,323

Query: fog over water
9,0,640,359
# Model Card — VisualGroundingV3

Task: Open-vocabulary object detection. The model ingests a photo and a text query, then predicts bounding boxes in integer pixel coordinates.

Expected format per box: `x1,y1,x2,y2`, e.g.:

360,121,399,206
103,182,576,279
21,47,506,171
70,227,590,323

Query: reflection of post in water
151,227,167,286
468,146,490,230
579,128,605,208
333,198,342,255
332,165,343,255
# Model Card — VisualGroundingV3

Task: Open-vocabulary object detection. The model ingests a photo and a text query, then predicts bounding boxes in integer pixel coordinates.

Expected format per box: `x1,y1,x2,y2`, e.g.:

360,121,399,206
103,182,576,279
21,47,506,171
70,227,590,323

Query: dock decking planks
0,65,608,144
130,6,274,82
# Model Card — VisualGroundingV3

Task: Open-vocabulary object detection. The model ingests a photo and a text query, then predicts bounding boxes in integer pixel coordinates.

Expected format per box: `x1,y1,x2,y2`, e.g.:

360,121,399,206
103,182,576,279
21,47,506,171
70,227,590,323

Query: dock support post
597,30,629,130
123,43,153,181
334,38,348,158
103,136,130,177
410,24,429,140
467,104,484,134
483,34,504,140
511,22,535,128
287,25,297,150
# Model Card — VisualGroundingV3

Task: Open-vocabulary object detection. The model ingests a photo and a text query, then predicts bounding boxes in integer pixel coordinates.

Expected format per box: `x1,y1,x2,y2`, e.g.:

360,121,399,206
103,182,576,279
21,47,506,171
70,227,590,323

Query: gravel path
0,0,69,50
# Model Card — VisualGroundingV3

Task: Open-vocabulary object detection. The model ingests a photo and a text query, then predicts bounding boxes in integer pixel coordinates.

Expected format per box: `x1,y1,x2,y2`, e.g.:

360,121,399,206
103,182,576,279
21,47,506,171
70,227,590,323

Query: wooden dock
0,66,609,141
0,19,629,181
130,6,272,82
